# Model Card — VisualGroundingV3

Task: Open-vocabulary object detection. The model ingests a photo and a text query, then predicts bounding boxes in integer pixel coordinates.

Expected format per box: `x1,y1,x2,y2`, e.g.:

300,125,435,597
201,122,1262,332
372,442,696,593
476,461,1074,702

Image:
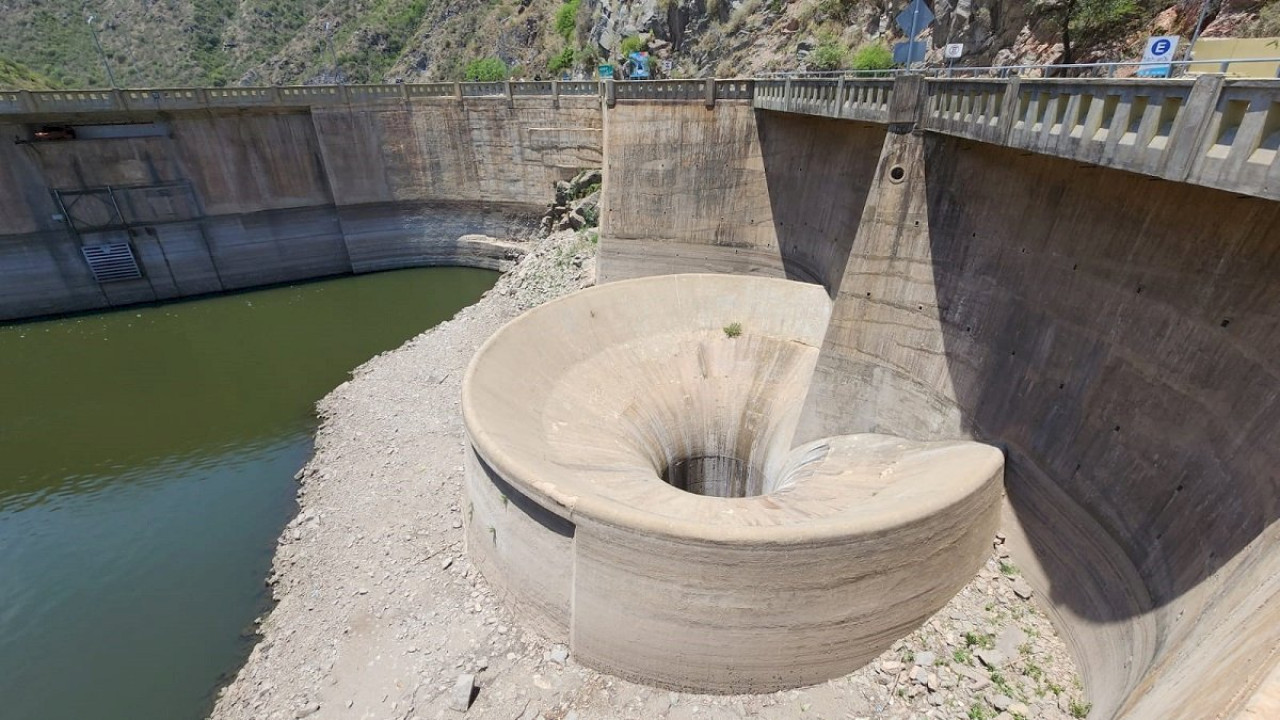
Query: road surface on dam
0,267,497,720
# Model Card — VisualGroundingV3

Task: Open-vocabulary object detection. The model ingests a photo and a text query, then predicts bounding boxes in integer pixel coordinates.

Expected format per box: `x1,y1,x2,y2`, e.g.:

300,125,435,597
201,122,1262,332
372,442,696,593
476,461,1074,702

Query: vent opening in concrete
661,454,765,498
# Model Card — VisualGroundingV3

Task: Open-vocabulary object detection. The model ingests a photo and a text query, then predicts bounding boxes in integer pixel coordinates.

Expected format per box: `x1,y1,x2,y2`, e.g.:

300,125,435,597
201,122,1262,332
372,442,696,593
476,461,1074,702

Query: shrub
1068,700,1093,719
555,0,581,42
809,37,847,71
548,46,576,73
464,57,506,81
851,42,894,71
619,34,647,57
723,322,743,338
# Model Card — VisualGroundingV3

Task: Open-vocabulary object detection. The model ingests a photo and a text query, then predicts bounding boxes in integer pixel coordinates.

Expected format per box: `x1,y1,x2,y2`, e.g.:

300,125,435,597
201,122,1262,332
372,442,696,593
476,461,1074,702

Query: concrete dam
3,77,1278,719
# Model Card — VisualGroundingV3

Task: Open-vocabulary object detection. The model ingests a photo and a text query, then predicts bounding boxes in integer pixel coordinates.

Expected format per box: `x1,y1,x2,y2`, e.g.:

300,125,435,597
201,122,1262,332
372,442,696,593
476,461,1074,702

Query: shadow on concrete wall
920,135,1280,716
756,110,884,296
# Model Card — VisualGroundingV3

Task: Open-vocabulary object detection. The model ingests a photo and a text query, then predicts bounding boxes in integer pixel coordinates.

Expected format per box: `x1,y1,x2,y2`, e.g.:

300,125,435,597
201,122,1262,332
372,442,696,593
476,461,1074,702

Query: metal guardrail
762,57,1280,80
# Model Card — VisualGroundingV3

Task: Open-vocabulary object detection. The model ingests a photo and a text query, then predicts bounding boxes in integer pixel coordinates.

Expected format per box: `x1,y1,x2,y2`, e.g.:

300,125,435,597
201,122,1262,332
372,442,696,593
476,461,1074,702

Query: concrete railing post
1160,74,1225,182
505,80,514,108
888,75,924,133
17,90,35,113
605,79,616,108
704,78,716,109
551,80,560,109
996,77,1021,143
454,82,463,102
784,78,793,112
835,77,846,117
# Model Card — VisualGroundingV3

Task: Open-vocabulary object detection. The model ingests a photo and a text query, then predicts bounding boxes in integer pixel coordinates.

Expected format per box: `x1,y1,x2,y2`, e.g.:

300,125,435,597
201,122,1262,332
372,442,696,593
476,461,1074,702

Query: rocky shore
210,230,1089,720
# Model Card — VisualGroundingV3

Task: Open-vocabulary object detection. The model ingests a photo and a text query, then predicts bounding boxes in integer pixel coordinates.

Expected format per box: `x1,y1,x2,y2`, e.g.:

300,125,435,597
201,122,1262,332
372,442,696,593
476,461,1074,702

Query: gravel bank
210,230,1089,720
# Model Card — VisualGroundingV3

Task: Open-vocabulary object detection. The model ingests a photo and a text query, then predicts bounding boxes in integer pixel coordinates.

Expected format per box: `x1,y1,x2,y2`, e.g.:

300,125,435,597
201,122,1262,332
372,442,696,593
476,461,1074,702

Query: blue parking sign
1138,36,1179,78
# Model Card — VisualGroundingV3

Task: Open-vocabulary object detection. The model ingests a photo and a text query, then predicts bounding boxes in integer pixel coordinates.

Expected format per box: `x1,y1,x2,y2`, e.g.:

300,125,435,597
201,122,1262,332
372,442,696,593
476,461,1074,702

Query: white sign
661,59,673,72
1138,35,1179,78
945,43,964,59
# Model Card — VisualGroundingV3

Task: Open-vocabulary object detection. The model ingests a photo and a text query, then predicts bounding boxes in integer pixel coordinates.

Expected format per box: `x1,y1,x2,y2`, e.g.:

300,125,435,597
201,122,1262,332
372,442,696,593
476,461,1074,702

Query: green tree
464,57,507,81
1036,0,1141,65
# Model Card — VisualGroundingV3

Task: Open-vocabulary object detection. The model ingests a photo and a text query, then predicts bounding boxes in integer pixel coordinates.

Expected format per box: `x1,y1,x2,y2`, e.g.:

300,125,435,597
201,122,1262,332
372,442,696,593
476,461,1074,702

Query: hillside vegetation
0,0,1274,90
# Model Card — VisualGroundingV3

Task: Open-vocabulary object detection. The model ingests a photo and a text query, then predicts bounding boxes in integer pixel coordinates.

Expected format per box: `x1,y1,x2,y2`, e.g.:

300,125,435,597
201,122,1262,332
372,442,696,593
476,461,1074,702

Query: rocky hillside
0,0,1276,89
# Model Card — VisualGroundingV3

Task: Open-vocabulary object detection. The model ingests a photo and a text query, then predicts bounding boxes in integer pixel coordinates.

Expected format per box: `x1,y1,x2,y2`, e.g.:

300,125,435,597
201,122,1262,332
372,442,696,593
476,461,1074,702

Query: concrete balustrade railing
757,73,1280,201
754,78,893,123
5,74,1280,199
0,80,605,115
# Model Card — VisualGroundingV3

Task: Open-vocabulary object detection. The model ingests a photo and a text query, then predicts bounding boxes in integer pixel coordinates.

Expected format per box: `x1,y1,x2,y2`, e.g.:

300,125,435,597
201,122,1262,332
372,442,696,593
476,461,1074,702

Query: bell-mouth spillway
460,273,1005,692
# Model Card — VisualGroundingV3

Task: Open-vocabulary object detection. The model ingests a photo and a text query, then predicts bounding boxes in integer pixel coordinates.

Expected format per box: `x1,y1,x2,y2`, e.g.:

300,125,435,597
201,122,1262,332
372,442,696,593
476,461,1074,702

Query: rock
996,626,1026,659
976,649,1006,667
927,672,940,691
991,693,1014,711
880,660,903,674
1012,579,1034,599
294,704,320,718
1008,701,1030,715
564,210,587,231
449,673,476,713
549,644,569,665
916,651,936,666
568,169,601,196
910,665,928,684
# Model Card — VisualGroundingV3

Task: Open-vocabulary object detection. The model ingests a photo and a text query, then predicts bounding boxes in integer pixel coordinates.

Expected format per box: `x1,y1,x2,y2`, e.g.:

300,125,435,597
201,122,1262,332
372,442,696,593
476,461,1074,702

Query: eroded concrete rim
462,273,1003,545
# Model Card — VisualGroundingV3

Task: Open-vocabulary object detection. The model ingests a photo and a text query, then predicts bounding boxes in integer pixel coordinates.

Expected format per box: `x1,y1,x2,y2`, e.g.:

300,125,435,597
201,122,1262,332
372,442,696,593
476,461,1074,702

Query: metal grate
81,243,142,283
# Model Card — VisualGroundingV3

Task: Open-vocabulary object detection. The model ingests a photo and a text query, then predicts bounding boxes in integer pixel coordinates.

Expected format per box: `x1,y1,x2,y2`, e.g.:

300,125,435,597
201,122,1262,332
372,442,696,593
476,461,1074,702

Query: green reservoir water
0,267,498,720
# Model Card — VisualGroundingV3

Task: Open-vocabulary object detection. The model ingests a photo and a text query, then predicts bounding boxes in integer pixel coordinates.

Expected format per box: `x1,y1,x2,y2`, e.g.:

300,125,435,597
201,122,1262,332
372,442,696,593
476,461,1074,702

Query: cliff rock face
0,0,1273,89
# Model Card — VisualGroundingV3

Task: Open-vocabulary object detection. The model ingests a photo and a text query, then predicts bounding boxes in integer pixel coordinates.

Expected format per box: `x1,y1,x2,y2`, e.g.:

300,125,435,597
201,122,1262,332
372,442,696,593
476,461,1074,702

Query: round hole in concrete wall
662,455,765,498
888,165,906,183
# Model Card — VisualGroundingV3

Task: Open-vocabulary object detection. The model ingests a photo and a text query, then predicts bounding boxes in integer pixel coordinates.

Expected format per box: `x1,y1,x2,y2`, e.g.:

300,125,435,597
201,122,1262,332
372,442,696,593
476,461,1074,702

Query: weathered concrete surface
0,97,600,320
796,129,1280,719
598,104,885,297
594,94,1278,716
598,102,782,282
462,273,1003,692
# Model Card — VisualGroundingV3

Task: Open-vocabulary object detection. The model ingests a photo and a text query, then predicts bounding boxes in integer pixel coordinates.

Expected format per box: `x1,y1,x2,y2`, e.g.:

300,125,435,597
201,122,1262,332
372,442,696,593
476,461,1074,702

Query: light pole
86,15,118,89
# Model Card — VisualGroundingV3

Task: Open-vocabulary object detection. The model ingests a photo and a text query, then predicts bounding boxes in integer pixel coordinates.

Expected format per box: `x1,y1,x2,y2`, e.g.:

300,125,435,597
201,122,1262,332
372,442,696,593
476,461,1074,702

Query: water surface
0,267,497,720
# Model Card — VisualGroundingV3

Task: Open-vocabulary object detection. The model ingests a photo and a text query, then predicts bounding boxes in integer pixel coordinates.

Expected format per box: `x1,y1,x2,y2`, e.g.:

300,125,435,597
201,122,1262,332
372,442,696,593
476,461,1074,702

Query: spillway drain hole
662,455,765,498
888,165,907,183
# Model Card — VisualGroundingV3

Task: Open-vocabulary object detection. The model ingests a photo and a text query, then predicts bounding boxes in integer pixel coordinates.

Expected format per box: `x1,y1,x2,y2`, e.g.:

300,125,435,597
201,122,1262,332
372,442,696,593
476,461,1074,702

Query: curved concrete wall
599,104,884,293
598,104,1278,717
796,132,1280,719
0,97,601,320
463,274,1004,692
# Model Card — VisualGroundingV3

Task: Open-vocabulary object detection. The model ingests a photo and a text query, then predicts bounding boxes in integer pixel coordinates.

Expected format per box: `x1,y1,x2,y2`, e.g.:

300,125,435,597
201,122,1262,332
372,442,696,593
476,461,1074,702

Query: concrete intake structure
461,274,1004,692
